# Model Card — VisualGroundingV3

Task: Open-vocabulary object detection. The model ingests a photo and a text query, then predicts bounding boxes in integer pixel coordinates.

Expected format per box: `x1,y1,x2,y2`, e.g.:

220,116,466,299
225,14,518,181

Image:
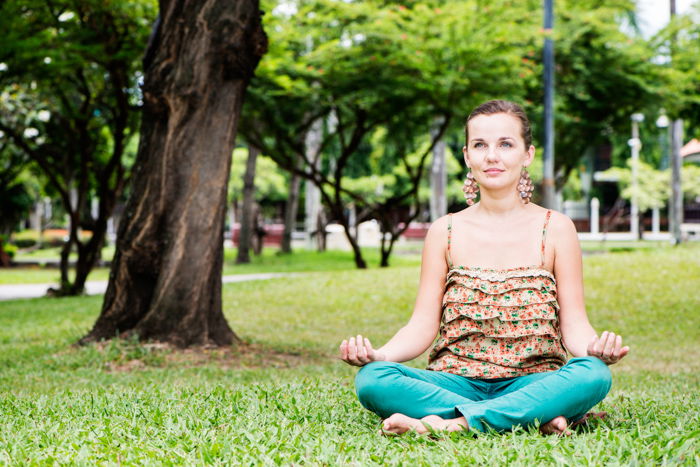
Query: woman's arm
339,217,447,366
552,213,629,363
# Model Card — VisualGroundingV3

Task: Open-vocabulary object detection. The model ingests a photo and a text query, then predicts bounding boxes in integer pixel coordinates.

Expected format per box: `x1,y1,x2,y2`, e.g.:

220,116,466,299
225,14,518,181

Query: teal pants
355,356,612,432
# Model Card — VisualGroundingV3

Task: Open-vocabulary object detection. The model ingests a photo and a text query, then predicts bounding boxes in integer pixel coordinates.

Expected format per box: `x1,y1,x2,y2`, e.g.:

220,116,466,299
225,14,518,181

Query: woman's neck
475,190,527,218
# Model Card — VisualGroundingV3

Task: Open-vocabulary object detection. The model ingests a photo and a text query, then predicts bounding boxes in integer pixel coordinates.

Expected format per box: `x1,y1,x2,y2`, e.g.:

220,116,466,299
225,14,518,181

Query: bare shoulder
547,210,578,237
425,214,450,243
546,210,580,256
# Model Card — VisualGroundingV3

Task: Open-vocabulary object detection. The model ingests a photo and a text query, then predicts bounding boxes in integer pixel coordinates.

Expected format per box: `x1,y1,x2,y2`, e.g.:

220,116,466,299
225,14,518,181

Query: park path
0,273,290,301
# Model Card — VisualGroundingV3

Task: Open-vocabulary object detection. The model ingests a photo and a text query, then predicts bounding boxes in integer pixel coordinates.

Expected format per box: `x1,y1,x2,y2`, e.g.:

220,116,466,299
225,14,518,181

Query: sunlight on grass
0,245,697,464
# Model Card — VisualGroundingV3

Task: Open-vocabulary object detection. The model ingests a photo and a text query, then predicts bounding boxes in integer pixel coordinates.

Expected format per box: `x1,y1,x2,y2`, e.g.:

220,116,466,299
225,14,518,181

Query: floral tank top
427,210,568,379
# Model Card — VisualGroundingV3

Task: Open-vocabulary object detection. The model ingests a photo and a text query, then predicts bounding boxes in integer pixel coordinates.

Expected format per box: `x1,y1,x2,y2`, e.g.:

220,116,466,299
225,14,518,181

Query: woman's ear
523,145,535,168
463,145,470,168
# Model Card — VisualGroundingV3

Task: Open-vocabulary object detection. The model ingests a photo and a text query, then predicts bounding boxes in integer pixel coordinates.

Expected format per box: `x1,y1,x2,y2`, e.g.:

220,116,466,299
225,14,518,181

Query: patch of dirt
163,342,324,370
93,340,326,373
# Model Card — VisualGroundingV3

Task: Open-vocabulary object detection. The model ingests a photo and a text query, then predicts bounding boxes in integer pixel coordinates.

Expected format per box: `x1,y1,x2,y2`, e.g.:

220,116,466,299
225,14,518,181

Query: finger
339,340,348,360
619,346,630,359
602,332,616,358
356,334,367,359
354,334,368,363
587,334,598,355
363,337,375,362
347,336,357,362
612,335,623,359
597,331,609,354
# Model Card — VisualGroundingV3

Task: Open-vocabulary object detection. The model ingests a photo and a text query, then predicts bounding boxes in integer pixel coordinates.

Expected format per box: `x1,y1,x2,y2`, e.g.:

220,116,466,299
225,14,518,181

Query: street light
628,113,644,239
656,110,669,170
654,110,670,235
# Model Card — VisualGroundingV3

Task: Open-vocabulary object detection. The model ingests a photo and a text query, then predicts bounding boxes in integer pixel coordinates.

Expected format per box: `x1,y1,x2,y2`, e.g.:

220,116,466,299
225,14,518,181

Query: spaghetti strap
446,213,454,268
540,210,552,266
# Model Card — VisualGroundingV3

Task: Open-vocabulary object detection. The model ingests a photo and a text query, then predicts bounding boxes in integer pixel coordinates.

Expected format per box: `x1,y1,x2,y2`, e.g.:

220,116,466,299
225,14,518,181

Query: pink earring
518,168,534,204
462,171,479,206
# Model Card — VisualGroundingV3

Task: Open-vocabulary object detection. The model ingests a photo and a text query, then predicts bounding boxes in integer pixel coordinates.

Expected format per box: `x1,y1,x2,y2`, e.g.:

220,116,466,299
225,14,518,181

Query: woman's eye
501,141,512,148
474,142,485,149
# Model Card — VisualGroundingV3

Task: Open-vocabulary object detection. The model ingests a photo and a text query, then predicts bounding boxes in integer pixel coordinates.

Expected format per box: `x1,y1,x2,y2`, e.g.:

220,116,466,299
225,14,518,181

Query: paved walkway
0,273,290,301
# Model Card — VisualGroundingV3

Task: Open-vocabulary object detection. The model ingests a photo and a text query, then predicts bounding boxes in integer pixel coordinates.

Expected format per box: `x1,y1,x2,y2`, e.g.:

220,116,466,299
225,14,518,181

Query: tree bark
236,145,260,264
315,209,327,252
280,157,301,254
81,0,267,347
252,204,266,255
0,239,11,267
429,116,447,221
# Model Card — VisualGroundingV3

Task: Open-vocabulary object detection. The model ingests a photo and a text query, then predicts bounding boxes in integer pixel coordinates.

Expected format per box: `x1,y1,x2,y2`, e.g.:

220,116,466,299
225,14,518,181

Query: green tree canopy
0,0,157,293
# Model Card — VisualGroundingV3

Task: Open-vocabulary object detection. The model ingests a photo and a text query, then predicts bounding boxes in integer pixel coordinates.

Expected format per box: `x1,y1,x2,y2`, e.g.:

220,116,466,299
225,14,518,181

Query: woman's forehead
468,113,521,139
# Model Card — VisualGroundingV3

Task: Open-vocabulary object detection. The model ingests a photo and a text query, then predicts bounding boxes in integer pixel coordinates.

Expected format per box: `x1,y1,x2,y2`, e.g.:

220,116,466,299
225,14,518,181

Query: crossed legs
355,357,612,435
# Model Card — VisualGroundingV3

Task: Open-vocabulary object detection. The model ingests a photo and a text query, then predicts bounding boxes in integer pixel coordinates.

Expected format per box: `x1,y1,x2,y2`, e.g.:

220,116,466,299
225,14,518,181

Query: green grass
0,245,698,464
579,240,676,253
0,266,112,285
1,247,421,285
14,245,117,261
2,240,684,285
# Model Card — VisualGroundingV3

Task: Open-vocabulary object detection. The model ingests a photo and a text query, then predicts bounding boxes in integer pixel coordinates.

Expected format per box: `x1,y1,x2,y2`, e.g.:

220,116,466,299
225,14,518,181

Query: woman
339,100,629,436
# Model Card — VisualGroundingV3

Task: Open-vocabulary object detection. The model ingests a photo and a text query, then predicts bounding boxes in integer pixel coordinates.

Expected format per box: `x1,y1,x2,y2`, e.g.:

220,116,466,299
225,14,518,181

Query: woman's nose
485,146,499,162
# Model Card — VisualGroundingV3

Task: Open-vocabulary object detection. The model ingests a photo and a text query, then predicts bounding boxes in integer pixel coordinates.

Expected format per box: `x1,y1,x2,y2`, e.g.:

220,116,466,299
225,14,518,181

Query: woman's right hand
339,335,387,366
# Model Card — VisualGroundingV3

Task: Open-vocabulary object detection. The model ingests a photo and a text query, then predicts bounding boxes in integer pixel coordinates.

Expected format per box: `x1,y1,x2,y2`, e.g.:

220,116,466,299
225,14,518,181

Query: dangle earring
517,168,534,204
462,170,479,206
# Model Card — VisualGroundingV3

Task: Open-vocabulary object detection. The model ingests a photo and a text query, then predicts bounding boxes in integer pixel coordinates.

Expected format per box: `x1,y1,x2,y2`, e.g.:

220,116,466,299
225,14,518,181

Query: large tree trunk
81,1,267,347
236,145,260,264
315,209,327,252
429,116,447,222
280,156,301,254
0,239,11,267
252,203,266,256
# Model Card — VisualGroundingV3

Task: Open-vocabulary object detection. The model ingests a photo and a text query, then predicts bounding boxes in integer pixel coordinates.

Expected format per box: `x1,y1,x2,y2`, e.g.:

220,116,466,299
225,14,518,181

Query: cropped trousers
355,356,612,433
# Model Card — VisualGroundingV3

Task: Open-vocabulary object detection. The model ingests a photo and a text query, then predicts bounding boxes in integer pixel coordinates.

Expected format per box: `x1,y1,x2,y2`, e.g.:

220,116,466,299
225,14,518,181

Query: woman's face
463,112,535,191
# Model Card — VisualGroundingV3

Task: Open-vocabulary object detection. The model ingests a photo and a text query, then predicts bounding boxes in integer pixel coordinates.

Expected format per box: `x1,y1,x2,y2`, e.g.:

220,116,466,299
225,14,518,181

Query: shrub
12,230,39,248
42,229,69,247
12,229,68,248
3,243,18,258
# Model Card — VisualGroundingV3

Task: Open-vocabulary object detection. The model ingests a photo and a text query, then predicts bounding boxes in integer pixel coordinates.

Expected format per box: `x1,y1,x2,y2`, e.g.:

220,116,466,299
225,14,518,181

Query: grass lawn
0,240,683,286
0,245,698,464
0,247,421,285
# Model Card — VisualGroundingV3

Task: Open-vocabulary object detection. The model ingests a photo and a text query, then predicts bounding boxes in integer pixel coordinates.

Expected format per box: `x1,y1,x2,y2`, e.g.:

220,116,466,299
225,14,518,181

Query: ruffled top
427,211,568,378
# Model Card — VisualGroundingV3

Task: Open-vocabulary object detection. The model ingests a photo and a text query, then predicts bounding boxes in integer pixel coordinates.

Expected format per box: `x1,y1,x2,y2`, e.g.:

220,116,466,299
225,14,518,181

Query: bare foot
571,411,608,428
380,413,468,435
540,415,571,436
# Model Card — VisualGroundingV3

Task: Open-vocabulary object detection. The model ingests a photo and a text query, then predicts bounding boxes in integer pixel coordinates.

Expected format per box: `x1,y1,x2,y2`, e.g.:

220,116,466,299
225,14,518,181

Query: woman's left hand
587,331,630,365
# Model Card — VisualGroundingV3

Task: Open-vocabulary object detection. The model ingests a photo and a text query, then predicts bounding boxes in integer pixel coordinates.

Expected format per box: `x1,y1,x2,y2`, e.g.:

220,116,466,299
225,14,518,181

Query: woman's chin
477,181,517,193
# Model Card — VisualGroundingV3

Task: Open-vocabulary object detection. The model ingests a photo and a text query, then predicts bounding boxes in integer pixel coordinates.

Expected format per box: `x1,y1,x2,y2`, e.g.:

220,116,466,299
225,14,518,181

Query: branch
0,121,71,213
387,113,452,208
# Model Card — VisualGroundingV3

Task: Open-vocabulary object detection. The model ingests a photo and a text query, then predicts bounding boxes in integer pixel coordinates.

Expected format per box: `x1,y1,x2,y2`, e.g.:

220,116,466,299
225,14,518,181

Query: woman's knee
568,356,613,397
354,361,402,407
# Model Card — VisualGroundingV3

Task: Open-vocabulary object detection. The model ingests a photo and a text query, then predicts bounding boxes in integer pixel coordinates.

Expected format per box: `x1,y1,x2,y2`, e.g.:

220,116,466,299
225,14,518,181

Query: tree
236,145,260,264
81,0,267,347
653,4,700,137
0,145,34,266
522,0,666,194
227,146,286,261
599,161,700,210
0,0,156,294
243,0,531,267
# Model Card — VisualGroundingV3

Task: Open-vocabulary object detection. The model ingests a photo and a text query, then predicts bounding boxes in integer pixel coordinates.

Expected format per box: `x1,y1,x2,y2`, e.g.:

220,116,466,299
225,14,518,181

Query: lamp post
542,0,556,209
655,111,670,236
656,111,670,169
629,113,644,239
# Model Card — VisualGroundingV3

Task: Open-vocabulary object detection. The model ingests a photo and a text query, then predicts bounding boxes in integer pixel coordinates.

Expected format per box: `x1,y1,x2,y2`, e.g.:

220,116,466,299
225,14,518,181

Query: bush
43,229,69,247
3,243,18,258
12,229,68,248
12,230,39,248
